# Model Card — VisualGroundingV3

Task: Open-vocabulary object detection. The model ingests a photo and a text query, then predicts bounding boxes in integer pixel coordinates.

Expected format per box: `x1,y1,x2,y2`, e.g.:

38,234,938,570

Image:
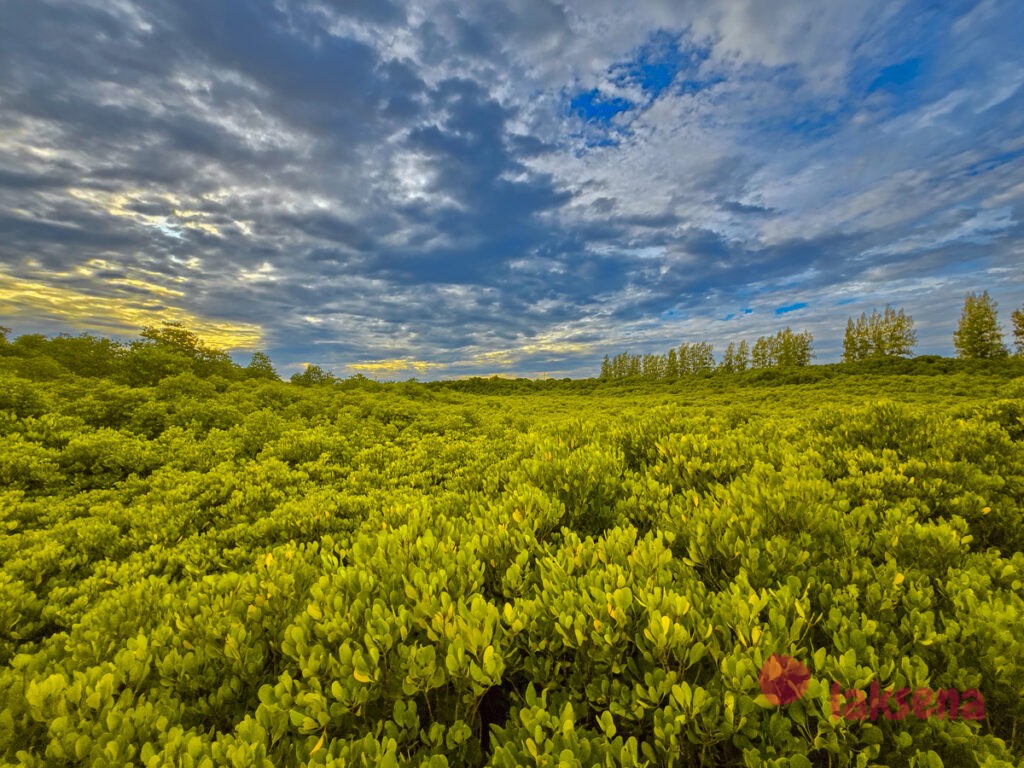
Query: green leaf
861,725,884,746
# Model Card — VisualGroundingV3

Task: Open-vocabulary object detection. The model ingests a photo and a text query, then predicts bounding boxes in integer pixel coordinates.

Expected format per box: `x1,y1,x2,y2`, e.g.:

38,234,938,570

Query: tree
122,343,192,386
679,342,714,374
10,333,49,356
719,342,738,373
751,336,775,368
953,291,1008,359
0,326,10,344
677,344,692,375
14,354,67,381
664,348,679,379
842,316,870,362
48,333,123,377
735,340,750,371
751,337,767,369
246,351,279,380
750,328,813,368
1012,305,1024,356
600,355,611,379
627,355,641,378
691,342,715,373
877,306,916,357
719,341,750,373
132,321,239,380
290,364,334,386
843,306,916,361
140,322,204,353
774,327,814,367
642,353,663,380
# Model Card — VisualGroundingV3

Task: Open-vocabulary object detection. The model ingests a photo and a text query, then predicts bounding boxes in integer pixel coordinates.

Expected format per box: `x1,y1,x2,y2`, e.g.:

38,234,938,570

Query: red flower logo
759,653,811,705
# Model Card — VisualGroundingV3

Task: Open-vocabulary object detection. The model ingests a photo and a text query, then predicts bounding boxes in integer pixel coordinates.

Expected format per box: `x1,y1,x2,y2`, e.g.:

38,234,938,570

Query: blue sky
1,0,1022,378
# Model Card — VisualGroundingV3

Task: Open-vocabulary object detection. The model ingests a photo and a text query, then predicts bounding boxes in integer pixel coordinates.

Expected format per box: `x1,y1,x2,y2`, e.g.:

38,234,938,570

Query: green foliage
290,364,335,387
750,327,814,368
246,352,279,380
123,322,239,385
1011,305,1024,357
603,342,718,381
0,324,254,385
843,306,918,362
954,292,1009,359
1,344,1023,767
679,342,716,375
719,340,750,373
602,331,812,380
0,373,52,417
46,333,124,378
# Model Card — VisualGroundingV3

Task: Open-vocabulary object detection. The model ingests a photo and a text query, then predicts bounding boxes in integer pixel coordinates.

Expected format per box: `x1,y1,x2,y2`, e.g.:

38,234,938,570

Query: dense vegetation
600,328,815,380
600,293,1024,381
1,328,1024,767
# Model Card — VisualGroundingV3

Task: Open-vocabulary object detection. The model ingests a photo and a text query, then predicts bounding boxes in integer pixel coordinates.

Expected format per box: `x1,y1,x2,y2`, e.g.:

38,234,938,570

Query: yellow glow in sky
0,270,262,350
347,358,446,377
466,338,593,368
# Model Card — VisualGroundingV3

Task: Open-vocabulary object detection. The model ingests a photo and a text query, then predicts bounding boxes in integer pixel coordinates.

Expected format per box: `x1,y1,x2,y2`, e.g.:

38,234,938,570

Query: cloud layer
2,0,1022,377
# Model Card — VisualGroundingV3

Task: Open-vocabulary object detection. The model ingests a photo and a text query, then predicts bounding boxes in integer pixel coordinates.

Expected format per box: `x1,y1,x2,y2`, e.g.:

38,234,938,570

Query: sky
1,0,1022,379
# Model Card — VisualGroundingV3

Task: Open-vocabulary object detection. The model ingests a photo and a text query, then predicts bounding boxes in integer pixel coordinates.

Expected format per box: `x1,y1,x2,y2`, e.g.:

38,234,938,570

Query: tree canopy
842,306,917,362
954,292,1008,359
1012,304,1024,357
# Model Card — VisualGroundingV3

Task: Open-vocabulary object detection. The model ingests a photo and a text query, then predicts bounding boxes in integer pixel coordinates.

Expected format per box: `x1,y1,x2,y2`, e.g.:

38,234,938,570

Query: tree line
600,327,814,380
1,291,1021,386
599,292,1024,379
0,321,280,386
0,321,381,388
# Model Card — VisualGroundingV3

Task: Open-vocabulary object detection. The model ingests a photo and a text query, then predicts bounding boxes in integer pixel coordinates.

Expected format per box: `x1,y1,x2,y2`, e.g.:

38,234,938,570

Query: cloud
0,265,262,349
0,0,1022,377
346,358,446,378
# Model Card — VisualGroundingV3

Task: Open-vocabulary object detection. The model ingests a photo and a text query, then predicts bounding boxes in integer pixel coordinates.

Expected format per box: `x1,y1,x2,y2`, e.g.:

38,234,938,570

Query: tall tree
1012,304,1024,356
689,342,715,373
843,306,916,361
751,328,812,368
735,340,750,371
123,321,239,384
751,336,773,369
627,355,641,377
246,351,279,380
664,348,680,379
719,342,738,373
48,333,122,377
842,315,870,362
774,327,814,367
290,364,334,386
641,353,662,380
140,321,204,354
614,353,627,378
953,291,1008,359
677,344,692,375
600,355,611,379
877,306,917,357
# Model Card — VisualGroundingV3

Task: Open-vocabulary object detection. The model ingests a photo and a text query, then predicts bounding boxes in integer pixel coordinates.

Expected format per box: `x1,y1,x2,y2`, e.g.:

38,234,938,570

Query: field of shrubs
1,349,1023,766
